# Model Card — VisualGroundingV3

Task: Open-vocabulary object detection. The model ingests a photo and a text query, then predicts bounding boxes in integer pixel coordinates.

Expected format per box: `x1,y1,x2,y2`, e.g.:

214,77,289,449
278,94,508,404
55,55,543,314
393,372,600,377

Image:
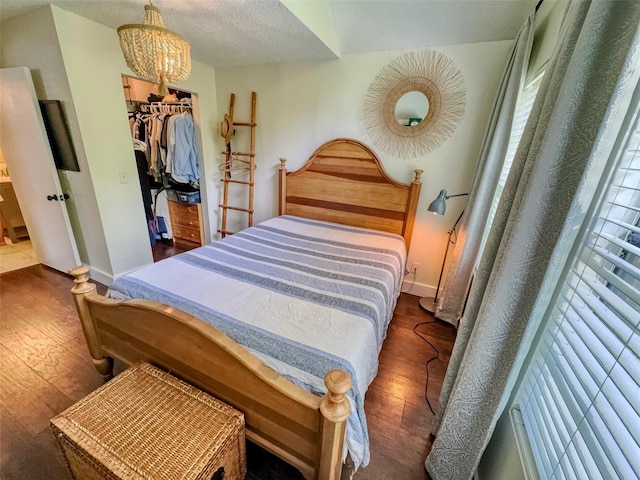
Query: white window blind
478,71,545,258
516,110,640,479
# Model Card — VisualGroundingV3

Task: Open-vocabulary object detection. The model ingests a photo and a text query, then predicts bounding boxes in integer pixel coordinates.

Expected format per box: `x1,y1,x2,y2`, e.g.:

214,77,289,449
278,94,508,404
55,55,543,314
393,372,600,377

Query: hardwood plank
0,350,73,435
402,396,436,438
363,387,405,429
0,342,12,357
0,408,72,480
0,264,456,479
367,412,432,473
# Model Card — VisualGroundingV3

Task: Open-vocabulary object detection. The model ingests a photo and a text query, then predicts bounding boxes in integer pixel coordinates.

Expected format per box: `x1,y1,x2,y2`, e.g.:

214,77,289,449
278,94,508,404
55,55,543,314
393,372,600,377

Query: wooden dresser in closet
168,200,204,248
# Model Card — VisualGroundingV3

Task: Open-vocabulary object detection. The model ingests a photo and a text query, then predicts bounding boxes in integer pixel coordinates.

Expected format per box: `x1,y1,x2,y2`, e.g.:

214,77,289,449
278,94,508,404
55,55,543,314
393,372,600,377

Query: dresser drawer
172,215,200,230
173,225,202,244
168,201,200,223
167,200,204,247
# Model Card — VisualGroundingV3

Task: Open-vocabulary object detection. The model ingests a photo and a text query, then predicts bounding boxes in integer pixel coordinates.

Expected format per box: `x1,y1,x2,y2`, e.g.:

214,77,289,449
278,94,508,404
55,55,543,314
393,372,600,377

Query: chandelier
117,4,191,96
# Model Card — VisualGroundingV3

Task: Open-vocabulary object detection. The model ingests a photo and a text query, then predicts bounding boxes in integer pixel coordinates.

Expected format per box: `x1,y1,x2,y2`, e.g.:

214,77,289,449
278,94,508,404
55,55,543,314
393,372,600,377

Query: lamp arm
444,192,469,200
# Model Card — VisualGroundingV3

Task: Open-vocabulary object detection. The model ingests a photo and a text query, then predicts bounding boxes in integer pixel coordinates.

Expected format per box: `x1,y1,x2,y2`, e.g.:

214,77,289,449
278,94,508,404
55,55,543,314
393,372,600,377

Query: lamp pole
419,192,468,314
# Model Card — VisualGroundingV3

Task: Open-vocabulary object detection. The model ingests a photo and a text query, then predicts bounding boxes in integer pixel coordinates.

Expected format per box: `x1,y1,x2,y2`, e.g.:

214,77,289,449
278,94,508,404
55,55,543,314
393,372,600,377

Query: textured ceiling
0,0,538,67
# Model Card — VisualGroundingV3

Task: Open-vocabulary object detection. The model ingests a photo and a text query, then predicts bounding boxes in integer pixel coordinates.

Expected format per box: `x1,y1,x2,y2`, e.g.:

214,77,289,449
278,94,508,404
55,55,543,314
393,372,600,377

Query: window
515,105,640,478
478,71,545,259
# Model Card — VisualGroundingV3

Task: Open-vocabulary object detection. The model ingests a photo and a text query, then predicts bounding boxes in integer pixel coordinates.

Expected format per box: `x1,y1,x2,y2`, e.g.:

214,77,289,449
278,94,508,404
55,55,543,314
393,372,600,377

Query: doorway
121,75,205,262
0,155,37,273
0,67,81,274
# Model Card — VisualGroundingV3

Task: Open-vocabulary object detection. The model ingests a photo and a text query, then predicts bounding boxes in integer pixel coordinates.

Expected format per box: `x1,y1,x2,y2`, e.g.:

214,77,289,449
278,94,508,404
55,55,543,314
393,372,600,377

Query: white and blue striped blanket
108,215,407,470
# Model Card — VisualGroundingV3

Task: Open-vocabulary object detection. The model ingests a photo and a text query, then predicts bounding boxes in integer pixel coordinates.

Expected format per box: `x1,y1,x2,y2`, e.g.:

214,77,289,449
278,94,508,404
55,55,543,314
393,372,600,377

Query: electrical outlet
410,262,420,274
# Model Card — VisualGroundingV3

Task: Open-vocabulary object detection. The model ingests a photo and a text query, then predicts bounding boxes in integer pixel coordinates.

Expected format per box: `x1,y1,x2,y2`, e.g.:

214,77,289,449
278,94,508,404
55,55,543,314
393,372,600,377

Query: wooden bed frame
69,138,422,479
279,138,422,251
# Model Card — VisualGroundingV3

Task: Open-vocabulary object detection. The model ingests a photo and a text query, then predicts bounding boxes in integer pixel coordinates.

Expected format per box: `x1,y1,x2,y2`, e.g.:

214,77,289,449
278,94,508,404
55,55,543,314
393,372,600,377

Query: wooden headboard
278,138,423,250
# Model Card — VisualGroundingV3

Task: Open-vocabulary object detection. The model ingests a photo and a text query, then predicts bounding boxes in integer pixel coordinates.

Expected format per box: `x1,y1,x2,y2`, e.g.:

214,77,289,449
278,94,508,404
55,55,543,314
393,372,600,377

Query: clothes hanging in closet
128,105,200,185
134,149,154,222
166,112,200,183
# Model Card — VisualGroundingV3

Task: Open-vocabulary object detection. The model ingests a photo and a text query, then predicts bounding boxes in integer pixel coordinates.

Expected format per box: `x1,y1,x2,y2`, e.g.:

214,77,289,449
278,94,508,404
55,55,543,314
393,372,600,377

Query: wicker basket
51,362,246,479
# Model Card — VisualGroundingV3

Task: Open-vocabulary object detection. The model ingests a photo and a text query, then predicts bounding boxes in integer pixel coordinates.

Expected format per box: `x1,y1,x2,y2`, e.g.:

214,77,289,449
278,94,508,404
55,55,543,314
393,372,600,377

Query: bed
69,138,422,479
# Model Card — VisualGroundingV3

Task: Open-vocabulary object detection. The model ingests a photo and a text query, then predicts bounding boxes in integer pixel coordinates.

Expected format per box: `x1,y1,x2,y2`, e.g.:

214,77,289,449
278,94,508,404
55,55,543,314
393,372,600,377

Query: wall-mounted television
39,100,80,172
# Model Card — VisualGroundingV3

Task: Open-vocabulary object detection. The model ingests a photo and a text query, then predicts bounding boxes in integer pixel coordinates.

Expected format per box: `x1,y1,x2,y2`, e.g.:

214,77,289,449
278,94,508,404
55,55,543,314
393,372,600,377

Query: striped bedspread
108,215,407,470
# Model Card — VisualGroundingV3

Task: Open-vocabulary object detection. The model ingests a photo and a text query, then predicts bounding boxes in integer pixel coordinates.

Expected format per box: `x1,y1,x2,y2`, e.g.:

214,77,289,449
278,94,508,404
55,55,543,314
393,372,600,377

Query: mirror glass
395,91,429,126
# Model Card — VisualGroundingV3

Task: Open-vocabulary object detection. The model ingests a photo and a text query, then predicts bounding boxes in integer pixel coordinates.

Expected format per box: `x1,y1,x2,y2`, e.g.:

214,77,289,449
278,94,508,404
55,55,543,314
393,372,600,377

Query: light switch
118,171,130,184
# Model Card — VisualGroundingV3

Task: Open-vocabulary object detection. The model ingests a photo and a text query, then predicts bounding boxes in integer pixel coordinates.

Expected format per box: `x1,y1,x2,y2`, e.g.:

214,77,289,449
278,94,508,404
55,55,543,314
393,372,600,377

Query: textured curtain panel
425,2,640,479
434,13,535,326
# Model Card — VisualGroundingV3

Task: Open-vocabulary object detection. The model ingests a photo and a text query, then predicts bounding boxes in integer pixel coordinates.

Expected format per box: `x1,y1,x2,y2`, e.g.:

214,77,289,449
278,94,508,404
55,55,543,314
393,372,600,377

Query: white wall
214,41,512,296
1,5,219,282
50,5,152,279
0,4,515,295
52,4,219,276
281,0,341,56
0,6,111,278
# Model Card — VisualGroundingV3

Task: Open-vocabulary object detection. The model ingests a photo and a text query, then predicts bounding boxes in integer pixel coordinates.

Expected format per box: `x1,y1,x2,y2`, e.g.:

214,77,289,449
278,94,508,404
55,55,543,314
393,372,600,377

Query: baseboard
401,278,434,297
89,266,114,287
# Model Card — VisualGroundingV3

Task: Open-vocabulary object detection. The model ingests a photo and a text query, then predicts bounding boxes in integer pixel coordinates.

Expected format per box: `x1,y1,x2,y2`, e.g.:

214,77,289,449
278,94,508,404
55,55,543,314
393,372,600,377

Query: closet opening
121,75,204,263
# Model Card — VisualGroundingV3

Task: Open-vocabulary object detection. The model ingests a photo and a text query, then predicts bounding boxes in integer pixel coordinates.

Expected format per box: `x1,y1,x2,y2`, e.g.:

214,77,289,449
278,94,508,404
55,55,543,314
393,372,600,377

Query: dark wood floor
151,239,191,262
0,264,456,479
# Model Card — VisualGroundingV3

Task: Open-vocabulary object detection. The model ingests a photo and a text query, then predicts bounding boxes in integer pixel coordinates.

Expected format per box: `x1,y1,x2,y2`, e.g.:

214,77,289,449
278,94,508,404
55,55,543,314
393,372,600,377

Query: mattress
108,215,407,470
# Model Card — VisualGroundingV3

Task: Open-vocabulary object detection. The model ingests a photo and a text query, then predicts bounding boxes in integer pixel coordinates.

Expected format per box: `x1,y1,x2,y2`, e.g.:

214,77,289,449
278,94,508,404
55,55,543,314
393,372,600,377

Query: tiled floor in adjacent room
0,237,37,273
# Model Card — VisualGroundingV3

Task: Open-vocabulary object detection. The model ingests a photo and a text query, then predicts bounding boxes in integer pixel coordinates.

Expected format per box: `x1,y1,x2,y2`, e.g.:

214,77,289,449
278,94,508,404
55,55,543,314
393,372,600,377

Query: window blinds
516,112,640,479
478,72,545,258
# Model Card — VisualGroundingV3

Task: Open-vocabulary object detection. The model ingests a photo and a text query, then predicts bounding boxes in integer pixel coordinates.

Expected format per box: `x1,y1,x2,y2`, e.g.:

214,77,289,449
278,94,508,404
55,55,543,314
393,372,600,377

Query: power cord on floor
413,320,440,415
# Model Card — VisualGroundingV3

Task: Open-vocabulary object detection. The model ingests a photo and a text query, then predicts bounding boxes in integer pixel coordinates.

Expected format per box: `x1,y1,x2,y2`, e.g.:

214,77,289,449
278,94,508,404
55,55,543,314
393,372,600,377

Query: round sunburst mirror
363,49,466,158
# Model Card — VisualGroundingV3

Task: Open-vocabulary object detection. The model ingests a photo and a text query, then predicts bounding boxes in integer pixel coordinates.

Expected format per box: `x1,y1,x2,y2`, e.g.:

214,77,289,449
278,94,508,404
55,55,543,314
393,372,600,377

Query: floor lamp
419,190,468,314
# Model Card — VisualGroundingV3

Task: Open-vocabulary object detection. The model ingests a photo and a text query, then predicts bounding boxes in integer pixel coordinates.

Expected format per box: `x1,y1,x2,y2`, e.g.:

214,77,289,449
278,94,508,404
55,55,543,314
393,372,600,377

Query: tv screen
39,100,80,172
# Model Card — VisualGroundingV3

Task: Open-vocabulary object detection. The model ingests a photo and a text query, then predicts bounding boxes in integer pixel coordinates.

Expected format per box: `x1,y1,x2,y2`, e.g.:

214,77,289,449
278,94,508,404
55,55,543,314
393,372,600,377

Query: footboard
69,266,351,480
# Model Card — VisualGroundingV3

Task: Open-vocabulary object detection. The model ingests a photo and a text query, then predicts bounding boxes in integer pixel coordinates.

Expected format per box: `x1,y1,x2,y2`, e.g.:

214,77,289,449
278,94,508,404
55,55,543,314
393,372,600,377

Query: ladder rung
217,229,235,235
233,122,256,127
220,179,253,185
220,151,255,157
219,205,253,213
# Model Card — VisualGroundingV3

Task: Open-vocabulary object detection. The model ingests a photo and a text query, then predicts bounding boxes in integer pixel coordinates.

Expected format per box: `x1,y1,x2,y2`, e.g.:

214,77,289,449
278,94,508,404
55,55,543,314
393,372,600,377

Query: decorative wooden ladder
218,92,257,238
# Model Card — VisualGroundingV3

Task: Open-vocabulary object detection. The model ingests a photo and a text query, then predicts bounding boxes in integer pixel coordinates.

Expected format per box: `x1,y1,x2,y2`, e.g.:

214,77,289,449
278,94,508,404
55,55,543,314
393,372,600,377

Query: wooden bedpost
318,369,352,480
403,169,423,252
68,265,114,382
278,158,287,216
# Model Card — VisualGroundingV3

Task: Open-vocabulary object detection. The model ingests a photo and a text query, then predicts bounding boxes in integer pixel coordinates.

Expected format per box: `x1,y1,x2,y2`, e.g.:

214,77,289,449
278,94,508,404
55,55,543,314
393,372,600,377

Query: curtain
434,13,535,325
425,2,640,479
